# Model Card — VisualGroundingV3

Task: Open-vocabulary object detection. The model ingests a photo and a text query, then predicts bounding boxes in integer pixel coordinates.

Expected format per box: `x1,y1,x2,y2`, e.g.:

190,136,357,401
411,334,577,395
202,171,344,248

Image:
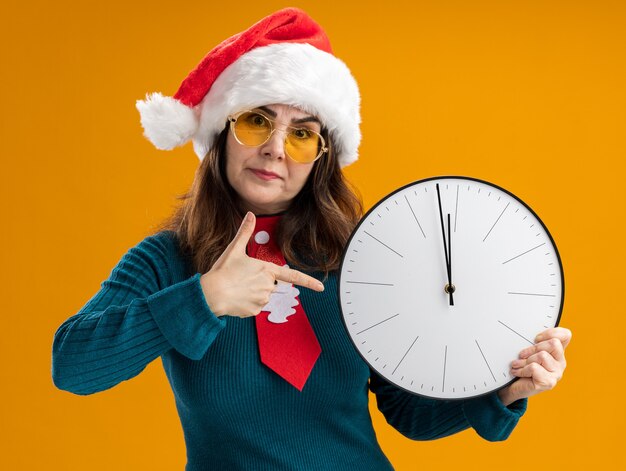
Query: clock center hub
444,283,456,294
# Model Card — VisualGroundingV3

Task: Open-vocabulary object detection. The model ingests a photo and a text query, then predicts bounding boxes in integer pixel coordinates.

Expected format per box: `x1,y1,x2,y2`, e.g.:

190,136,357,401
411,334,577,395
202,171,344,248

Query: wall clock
338,176,564,399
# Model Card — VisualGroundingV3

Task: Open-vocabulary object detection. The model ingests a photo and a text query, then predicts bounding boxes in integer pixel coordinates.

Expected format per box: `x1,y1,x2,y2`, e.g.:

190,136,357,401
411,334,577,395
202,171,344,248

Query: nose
261,127,287,161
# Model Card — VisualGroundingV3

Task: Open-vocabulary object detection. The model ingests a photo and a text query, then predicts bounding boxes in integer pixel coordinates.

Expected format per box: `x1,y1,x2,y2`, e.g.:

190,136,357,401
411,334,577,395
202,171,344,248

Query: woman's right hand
200,212,325,318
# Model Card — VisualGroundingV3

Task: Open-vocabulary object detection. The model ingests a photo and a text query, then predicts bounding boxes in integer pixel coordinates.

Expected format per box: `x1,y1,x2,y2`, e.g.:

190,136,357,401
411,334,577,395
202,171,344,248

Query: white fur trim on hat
193,43,361,168
136,93,199,150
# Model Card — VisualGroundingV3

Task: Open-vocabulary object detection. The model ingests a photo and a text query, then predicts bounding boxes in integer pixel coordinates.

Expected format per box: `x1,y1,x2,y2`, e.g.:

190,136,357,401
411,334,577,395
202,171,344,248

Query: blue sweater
52,229,527,470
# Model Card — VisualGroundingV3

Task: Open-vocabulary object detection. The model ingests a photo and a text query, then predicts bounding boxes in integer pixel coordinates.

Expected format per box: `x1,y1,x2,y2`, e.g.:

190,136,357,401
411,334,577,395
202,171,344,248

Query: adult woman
52,8,571,470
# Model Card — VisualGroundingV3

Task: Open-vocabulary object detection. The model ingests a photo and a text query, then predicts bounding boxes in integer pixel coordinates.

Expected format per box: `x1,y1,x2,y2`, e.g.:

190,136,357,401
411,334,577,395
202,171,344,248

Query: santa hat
136,7,361,168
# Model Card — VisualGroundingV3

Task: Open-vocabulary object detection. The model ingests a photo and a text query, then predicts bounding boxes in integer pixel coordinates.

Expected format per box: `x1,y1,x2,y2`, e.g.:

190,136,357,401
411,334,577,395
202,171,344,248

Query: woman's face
225,104,320,215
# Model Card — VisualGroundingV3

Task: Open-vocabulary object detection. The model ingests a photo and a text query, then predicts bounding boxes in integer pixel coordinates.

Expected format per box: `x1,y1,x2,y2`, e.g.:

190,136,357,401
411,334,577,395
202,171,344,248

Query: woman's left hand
497,327,572,406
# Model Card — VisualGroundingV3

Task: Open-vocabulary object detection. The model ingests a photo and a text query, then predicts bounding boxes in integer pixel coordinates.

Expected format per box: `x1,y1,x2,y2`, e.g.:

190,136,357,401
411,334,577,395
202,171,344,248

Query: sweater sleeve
368,369,527,442
52,233,226,396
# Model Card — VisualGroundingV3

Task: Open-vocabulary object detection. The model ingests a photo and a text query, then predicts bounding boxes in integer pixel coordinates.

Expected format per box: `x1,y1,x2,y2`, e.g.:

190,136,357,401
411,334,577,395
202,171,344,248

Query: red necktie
246,214,322,391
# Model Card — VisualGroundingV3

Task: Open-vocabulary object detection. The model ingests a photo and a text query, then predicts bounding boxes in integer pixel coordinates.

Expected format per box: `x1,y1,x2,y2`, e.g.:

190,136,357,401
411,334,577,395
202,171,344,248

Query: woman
52,8,571,470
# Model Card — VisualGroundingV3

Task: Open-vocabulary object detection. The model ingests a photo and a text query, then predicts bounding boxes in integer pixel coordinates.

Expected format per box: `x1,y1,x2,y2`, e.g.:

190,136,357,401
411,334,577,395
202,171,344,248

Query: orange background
1,0,624,469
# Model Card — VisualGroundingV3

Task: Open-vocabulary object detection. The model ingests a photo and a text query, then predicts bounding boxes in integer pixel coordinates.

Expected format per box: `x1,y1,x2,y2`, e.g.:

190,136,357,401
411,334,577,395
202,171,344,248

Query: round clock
338,176,564,400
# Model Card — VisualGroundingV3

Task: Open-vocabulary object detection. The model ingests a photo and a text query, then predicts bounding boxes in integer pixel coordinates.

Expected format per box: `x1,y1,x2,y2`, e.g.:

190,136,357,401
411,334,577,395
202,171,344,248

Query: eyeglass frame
227,109,329,164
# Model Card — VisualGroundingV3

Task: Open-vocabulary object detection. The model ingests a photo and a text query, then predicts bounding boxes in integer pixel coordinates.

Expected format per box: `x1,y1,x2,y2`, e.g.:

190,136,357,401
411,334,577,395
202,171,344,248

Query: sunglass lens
234,112,272,146
286,129,321,163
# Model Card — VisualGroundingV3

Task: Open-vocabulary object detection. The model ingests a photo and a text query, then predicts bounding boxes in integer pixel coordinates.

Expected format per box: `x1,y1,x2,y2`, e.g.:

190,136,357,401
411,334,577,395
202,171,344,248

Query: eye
244,112,270,128
292,128,313,140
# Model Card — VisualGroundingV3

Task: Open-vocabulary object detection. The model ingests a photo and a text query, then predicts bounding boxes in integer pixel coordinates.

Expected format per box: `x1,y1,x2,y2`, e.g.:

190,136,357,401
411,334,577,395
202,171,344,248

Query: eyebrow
257,106,321,125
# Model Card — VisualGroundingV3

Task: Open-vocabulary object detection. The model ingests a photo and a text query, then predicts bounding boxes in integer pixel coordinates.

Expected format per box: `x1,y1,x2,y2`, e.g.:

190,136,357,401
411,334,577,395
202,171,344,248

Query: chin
242,195,288,214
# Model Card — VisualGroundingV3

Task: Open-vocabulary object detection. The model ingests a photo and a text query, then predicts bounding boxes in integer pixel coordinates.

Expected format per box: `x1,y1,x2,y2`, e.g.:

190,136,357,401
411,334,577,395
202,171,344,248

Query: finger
511,363,558,391
272,264,324,292
519,337,565,363
535,327,572,349
225,212,256,255
511,350,560,374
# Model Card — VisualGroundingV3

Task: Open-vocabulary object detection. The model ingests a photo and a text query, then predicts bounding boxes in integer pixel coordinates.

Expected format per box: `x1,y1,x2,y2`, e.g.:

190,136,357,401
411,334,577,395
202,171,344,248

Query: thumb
226,211,256,255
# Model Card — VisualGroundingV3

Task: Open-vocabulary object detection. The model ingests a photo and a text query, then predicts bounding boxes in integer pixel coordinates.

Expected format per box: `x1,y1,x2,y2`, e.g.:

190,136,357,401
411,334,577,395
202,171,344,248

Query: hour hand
446,213,454,305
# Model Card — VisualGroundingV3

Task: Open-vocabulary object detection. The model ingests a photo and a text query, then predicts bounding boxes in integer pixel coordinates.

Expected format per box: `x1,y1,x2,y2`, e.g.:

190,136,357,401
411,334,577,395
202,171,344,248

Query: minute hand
435,184,454,305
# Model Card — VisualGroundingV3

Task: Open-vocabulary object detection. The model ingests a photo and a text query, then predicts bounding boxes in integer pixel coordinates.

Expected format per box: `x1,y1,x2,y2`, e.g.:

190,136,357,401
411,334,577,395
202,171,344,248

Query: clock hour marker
392,335,420,375
345,281,394,286
498,320,534,344
404,195,426,238
507,292,557,297
356,313,400,335
442,345,447,392
483,202,510,242
454,185,459,232
475,340,496,382
364,231,404,257
502,242,546,264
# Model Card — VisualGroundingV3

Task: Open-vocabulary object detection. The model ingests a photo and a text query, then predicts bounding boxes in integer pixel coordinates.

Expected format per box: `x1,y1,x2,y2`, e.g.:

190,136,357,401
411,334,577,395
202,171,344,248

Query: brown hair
153,125,363,279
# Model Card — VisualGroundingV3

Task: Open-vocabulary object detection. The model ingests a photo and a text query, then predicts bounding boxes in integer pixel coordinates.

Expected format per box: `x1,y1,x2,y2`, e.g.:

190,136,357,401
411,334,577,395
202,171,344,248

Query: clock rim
337,175,565,401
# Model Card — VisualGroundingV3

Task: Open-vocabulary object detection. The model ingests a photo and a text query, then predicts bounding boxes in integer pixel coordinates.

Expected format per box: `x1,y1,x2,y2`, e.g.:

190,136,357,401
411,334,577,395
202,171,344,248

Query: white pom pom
135,92,199,150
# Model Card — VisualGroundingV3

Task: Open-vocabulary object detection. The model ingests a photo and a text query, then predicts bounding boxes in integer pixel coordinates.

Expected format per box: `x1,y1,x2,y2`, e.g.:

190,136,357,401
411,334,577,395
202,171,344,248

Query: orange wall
1,0,623,469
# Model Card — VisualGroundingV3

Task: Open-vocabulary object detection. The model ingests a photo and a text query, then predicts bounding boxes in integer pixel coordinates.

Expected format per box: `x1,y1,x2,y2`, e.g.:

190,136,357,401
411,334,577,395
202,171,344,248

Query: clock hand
435,184,453,305
447,213,454,305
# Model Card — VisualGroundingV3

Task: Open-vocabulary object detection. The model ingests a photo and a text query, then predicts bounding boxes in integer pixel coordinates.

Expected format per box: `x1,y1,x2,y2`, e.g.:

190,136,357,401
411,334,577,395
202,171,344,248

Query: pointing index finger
273,265,324,292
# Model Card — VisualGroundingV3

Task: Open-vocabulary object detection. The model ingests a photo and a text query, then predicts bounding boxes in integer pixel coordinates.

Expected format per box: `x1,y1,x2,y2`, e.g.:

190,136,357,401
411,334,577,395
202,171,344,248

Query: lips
250,168,281,180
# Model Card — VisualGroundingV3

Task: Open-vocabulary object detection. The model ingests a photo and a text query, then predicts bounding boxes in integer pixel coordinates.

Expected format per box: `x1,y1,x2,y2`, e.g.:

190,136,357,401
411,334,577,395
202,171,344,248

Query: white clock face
338,176,564,400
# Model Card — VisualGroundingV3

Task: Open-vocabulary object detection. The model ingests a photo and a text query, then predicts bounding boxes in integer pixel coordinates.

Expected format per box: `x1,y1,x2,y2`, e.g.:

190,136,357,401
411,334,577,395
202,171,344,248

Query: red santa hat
136,7,361,168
